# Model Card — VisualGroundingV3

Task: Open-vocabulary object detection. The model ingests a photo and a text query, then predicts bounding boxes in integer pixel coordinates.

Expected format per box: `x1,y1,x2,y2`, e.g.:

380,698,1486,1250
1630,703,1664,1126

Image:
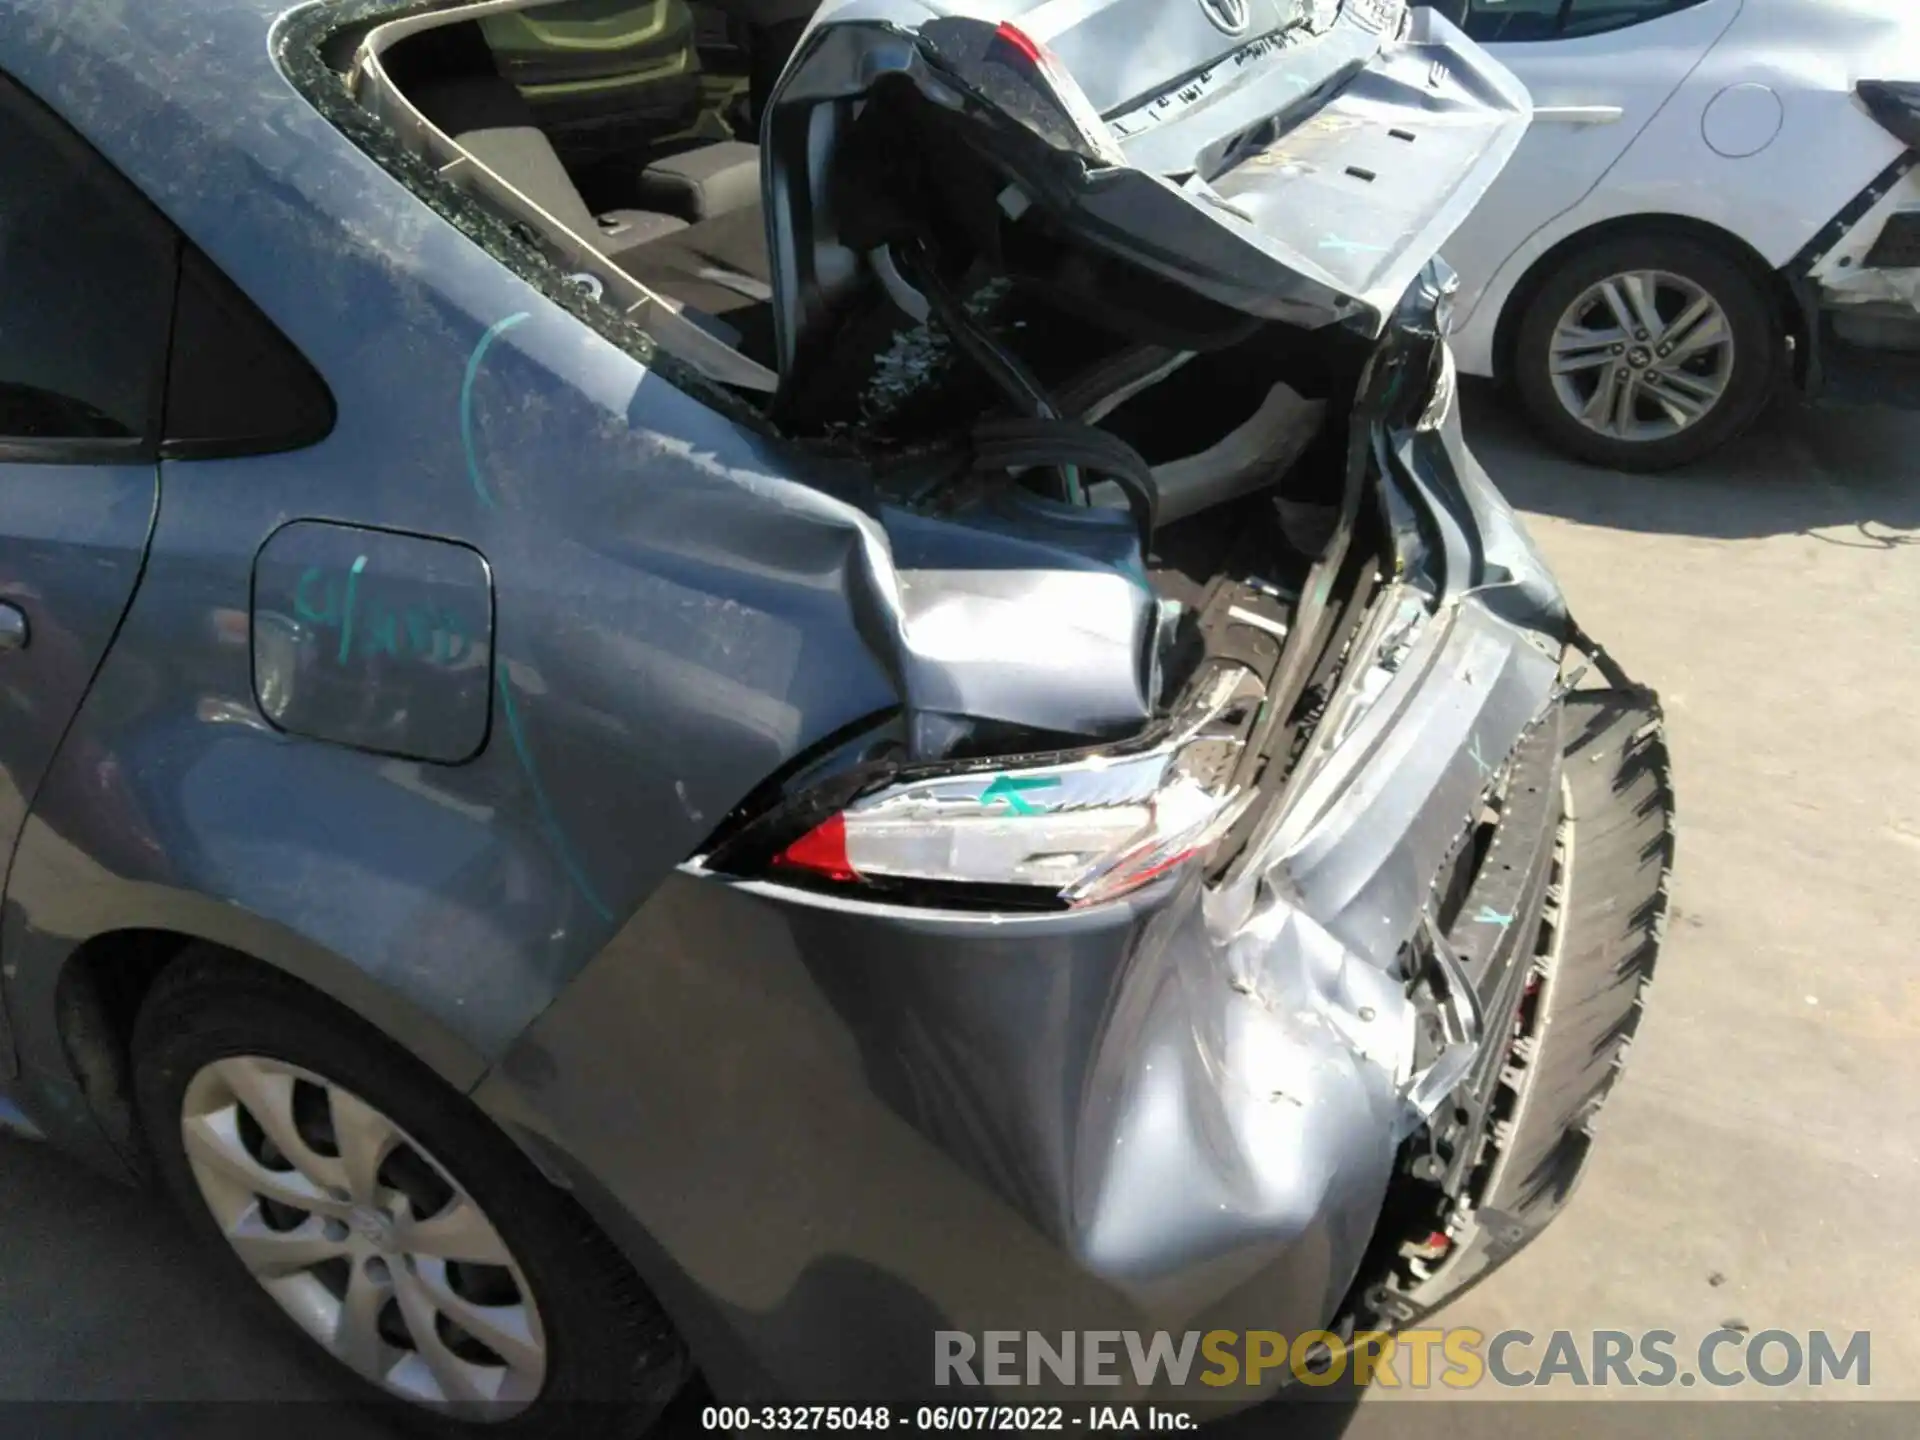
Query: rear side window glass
0,72,176,457
1563,0,1709,39
1463,0,1709,43
1461,0,1566,44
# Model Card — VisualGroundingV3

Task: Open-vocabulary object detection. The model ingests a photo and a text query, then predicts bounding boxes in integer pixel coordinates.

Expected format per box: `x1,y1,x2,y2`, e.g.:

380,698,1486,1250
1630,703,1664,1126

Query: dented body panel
476,382,1642,1404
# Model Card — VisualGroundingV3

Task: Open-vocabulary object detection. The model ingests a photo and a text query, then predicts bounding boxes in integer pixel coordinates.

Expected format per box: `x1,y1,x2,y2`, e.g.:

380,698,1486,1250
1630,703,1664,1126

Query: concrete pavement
1418,390,1920,1402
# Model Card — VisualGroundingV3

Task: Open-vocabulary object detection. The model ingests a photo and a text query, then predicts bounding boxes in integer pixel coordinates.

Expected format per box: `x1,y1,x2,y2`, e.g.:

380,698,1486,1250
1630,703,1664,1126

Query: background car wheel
132,948,687,1438
1510,233,1781,471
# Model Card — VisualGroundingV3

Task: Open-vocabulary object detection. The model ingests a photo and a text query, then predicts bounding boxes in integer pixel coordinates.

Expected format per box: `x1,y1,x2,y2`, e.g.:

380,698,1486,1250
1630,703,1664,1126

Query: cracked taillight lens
766,663,1265,907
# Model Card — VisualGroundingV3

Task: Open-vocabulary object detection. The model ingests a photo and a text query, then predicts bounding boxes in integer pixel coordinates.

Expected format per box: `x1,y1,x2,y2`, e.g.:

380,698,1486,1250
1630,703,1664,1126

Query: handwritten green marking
1473,905,1513,929
462,311,531,509
294,565,337,625
367,610,401,659
496,665,614,922
290,562,472,667
981,774,1059,816
405,605,435,659
336,555,367,664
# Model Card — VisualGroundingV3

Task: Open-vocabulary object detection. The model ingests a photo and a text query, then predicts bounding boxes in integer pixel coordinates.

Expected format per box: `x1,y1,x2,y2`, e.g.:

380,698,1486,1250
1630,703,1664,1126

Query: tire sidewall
132,954,683,1438
1511,233,1780,471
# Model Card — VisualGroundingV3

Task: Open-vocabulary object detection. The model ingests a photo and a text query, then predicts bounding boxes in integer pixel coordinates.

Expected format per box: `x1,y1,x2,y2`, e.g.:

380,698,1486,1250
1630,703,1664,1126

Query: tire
132,947,687,1439
1510,232,1782,471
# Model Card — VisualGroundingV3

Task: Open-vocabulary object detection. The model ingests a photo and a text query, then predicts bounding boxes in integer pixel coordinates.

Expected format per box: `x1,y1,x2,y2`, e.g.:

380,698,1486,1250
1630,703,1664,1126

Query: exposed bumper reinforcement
1384,682,1676,1318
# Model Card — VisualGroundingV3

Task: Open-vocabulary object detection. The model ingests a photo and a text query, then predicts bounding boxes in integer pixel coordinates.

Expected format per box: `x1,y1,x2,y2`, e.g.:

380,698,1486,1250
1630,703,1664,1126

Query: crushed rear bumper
1374,676,1675,1326
475,586,1674,1405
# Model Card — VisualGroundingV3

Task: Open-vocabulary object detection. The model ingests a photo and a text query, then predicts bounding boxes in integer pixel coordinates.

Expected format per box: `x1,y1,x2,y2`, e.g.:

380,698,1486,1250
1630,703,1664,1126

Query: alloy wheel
1547,270,1736,443
179,1055,547,1416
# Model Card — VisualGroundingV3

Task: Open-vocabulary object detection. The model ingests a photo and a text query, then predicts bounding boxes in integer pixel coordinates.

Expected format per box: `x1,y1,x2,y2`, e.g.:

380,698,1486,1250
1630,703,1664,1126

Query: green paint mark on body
336,555,368,664
289,562,473,667
981,774,1060,816
294,566,338,625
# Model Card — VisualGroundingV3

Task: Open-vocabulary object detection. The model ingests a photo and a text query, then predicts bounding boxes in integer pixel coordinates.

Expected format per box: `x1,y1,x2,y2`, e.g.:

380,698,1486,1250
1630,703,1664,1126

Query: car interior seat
479,0,710,166
388,12,777,360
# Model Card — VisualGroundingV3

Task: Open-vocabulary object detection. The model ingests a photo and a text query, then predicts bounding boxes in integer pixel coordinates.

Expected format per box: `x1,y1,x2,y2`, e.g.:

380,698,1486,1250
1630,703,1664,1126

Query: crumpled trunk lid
762,0,1531,374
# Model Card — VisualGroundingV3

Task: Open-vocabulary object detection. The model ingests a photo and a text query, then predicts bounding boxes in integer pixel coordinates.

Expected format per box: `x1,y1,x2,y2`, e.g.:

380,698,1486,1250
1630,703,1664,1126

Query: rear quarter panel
0,1,898,1157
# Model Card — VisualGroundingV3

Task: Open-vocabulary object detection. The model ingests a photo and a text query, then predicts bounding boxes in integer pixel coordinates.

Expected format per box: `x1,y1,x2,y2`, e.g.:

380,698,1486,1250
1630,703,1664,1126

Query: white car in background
1433,0,1920,469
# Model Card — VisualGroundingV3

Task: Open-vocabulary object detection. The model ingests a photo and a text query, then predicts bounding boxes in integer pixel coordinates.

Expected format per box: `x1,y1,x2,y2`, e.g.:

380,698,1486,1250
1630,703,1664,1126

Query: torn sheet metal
1820,264,1920,310
1810,165,1920,311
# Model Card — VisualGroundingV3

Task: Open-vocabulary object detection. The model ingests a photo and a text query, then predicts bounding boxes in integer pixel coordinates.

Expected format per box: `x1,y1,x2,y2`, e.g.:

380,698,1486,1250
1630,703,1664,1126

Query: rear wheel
132,949,686,1438
1511,233,1781,471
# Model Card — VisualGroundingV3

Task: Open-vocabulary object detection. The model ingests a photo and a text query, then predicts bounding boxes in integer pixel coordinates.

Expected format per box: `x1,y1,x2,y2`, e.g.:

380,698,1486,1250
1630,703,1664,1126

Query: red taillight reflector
994,22,1045,66
772,812,859,883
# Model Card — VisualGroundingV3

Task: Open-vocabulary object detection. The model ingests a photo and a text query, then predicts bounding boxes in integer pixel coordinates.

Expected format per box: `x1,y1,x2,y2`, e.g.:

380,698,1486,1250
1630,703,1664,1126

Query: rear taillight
1858,81,1920,149
917,15,1128,168
753,662,1266,908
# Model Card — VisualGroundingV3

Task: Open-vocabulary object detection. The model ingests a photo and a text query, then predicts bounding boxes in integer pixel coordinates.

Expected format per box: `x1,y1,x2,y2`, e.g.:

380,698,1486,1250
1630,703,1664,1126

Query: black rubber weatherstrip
967,416,1160,543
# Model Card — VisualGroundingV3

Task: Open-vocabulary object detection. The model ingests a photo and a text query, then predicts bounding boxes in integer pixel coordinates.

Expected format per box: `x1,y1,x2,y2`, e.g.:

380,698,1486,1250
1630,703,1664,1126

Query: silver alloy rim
1548,270,1736,443
180,1056,547,1416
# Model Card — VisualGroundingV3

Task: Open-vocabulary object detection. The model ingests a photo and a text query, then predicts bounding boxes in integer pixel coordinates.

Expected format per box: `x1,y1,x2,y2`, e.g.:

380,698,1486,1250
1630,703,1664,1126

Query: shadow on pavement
0,1135,353,1405
1,1139,1902,1439
0,1132,726,1433
1463,382,1920,546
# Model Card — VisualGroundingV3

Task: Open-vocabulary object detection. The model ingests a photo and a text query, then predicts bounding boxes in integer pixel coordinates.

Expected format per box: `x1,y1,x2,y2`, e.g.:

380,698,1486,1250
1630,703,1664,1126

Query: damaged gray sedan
0,0,1672,1429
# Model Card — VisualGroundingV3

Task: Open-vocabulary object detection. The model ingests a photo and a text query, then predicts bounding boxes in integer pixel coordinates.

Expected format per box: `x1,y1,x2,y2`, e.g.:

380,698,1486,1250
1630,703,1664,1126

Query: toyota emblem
1199,0,1252,36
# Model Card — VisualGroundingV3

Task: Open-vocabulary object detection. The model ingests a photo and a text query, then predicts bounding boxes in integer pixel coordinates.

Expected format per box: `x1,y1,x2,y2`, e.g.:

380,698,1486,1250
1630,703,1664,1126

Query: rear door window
1460,0,1569,44
0,73,177,460
1462,0,1711,44
1564,0,1712,39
